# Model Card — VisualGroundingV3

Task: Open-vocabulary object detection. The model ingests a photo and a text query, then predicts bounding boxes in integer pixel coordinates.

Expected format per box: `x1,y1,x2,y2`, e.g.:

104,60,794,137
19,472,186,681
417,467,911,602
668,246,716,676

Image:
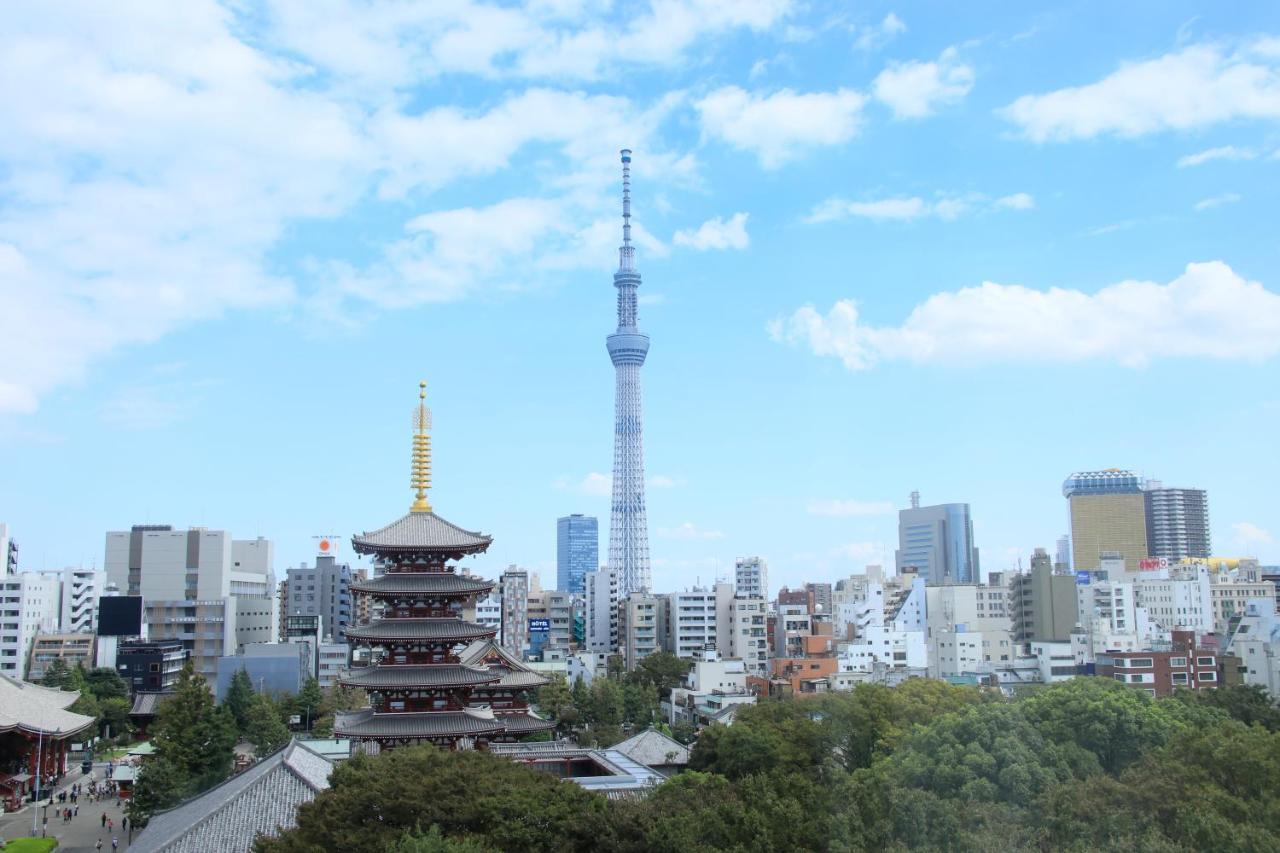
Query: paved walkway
0,764,134,852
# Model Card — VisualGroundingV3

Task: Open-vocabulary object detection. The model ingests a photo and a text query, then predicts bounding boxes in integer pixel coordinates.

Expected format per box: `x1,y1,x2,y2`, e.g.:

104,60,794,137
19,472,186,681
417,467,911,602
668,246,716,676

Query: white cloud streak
807,500,895,517
873,46,974,118
673,213,750,250
771,261,1280,369
1002,41,1280,141
805,192,1034,223
1177,145,1258,167
1194,193,1242,210
695,86,866,167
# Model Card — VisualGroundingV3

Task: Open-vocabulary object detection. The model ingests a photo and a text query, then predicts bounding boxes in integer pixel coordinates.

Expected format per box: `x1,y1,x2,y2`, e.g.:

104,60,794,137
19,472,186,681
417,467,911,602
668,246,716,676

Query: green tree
296,677,324,731
570,677,592,724
588,678,624,727
689,700,827,780
149,660,237,789
622,682,658,728
255,746,613,853
84,666,129,701
246,693,292,756
40,658,74,690
1175,683,1280,732
224,667,255,733
312,684,367,738
387,826,497,853
535,674,577,732
629,651,691,696
126,757,192,824
98,696,132,740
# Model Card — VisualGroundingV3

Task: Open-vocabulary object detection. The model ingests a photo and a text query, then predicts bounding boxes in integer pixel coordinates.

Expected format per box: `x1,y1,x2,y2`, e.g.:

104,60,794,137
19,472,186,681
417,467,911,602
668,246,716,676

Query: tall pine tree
224,667,255,734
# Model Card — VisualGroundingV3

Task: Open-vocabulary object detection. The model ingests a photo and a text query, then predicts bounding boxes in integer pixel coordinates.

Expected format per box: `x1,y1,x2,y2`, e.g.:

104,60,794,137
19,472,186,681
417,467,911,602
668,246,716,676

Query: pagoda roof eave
349,574,495,596
337,664,501,690
352,511,493,557
334,708,506,739
345,618,497,643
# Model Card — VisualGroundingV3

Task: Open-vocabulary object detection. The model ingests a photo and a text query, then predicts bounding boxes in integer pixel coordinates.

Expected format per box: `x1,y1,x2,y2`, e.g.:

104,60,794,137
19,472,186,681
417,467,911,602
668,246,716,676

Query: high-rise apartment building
284,553,354,641
104,525,276,679
585,568,619,653
0,524,16,575
727,596,769,675
556,515,598,595
0,572,60,676
735,557,768,601
895,500,980,584
1063,470,1148,571
499,566,529,658
606,150,652,596
619,591,665,669
1144,486,1211,561
1010,548,1078,642
664,583,733,659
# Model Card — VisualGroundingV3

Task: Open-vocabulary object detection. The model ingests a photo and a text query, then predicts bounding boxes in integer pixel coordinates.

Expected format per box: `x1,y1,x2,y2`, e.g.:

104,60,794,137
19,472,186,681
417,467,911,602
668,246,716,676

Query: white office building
734,557,768,601
665,583,733,659
105,525,276,680
0,573,61,677
585,568,619,653
727,596,769,675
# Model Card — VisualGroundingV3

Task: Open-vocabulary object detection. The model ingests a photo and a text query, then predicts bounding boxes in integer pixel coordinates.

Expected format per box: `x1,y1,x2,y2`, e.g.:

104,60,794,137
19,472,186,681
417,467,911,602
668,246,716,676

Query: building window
1170,657,1187,667
1196,657,1215,667
1199,671,1217,682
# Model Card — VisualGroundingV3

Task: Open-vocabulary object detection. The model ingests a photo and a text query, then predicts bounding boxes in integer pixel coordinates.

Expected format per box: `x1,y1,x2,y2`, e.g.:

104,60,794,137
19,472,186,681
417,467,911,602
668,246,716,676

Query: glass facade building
557,514,598,594
896,502,979,585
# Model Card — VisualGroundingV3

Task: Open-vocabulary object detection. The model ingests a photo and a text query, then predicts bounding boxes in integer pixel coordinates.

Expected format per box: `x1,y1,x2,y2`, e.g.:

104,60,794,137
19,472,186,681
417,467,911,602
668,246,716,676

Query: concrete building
664,583,733,659
1210,576,1275,633
1009,549,1078,642
806,582,833,616
0,572,60,677
474,590,502,636
1144,486,1210,561
735,556,768,600
284,554,353,642
499,566,529,657
556,515,598,595
27,633,95,681
105,525,277,679
619,591,665,669
1097,631,1219,697
116,639,186,694
38,566,105,634
215,642,309,701
727,596,769,675
1134,565,1214,634
0,523,16,575
1064,470,1148,571
316,641,349,689
895,499,979,585
585,568,619,653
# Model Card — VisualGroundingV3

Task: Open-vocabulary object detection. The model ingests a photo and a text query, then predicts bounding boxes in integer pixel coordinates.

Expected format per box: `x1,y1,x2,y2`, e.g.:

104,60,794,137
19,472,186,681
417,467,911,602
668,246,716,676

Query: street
0,763,132,852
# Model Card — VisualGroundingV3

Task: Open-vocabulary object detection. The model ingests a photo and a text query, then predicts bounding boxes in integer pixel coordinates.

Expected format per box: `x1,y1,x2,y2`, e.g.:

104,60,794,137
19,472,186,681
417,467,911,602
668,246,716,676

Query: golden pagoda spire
410,380,432,513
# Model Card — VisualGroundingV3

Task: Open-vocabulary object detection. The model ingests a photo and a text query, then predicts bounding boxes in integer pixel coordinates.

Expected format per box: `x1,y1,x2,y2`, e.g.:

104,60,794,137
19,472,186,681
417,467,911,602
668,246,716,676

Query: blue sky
2,1,1279,595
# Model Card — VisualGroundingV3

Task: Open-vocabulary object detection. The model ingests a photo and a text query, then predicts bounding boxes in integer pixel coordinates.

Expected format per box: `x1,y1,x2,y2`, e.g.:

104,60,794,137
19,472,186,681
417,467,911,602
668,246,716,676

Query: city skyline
1,4,1279,594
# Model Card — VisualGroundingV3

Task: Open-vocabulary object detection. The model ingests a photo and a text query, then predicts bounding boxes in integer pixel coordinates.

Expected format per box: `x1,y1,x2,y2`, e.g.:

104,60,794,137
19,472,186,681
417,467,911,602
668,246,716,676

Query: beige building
28,633,95,681
619,592,665,669
1069,492,1148,571
1010,549,1079,642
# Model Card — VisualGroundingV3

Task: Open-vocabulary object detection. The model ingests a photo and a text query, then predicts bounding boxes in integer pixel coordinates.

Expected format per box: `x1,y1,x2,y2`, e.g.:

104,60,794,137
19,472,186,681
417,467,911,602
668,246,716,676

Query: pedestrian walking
102,811,108,827
122,815,129,831
112,838,118,851
96,840,102,851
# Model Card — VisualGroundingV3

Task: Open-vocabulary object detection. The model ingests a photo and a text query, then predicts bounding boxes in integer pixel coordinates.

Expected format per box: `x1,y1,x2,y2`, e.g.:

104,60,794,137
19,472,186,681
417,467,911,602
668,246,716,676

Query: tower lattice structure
606,149,652,596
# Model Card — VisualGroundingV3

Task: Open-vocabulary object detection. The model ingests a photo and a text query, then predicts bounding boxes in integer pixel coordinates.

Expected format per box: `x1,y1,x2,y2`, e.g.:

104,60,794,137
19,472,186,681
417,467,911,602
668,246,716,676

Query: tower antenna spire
410,380,433,513
619,148,634,272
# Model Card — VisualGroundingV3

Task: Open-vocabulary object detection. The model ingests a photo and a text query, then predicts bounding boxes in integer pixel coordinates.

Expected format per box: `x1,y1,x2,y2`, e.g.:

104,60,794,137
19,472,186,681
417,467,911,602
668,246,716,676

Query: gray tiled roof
350,572,494,596
0,674,96,736
458,639,550,688
345,618,496,643
334,708,505,738
130,740,333,853
613,729,690,767
129,692,170,717
495,711,556,733
338,664,499,690
352,512,492,555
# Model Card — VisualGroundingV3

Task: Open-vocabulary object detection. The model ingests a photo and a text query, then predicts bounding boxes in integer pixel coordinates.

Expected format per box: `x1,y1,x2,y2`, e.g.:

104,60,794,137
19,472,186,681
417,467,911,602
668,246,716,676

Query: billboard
98,596,144,636
1075,570,1091,586
1139,557,1169,571
528,618,550,633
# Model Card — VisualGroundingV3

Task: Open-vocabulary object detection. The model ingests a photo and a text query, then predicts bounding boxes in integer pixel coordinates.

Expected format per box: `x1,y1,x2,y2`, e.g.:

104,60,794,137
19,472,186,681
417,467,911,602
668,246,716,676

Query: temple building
0,675,95,809
335,382,552,751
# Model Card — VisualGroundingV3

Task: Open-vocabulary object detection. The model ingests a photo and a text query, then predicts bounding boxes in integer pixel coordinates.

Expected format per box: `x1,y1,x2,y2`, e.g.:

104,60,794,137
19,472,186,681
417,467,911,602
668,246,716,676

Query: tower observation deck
607,149,651,596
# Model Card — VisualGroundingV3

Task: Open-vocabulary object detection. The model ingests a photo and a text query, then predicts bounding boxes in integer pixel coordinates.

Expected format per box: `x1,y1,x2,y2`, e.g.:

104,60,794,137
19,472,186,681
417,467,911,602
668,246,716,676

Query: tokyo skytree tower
606,149,651,596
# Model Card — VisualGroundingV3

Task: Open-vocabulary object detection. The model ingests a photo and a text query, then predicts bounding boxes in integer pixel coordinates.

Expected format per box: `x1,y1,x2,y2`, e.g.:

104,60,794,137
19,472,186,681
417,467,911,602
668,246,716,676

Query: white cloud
673,212,750,250
1194,192,1242,210
553,472,612,496
853,13,906,51
1002,42,1280,141
1232,521,1274,544
805,192,1034,223
657,522,725,540
807,499,895,517
831,541,889,562
873,46,974,118
648,474,682,488
994,192,1036,210
1177,145,1258,167
695,86,866,167
770,261,1280,369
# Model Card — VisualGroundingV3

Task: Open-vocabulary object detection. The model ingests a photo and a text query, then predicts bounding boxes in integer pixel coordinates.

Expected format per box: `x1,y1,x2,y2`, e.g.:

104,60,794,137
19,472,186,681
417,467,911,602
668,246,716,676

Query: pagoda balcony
352,573,494,597
339,664,500,691
346,618,496,644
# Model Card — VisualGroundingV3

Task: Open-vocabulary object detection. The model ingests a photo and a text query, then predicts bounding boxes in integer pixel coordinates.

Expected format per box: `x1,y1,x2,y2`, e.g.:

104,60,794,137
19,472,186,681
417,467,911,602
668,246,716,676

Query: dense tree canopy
261,677,1280,852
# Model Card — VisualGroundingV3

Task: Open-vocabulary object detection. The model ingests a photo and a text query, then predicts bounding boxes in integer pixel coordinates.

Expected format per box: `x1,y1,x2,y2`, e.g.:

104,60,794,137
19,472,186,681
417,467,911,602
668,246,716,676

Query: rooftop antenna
619,149,634,273
410,380,433,513
910,490,920,509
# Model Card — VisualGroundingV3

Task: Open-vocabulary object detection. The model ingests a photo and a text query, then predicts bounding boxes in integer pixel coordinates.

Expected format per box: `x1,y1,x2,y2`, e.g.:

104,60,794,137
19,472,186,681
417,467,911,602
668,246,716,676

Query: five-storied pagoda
335,382,552,751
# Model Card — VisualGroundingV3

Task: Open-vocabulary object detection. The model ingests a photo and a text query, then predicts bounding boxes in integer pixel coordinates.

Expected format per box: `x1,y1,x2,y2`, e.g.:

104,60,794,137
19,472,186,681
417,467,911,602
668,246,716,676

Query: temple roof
352,512,492,556
338,664,500,690
493,710,556,733
458,639,550,689
613,728,690,767
334,707,505,739
130,739,332,853
345,618,496,643
129,691,171,717
350,572,494,596
0,675,96,737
